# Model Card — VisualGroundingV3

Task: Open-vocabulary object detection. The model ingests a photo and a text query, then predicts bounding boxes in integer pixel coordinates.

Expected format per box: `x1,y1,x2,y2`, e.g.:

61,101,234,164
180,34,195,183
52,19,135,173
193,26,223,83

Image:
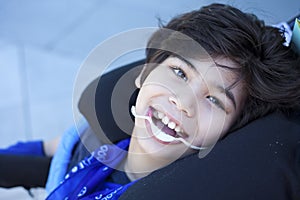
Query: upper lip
150,106,189,138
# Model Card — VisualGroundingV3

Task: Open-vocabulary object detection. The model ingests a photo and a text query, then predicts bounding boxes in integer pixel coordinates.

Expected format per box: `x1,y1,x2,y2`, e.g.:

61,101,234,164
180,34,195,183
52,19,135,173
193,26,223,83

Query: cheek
135,84,164,112
135,89,150,113
188,109,232,146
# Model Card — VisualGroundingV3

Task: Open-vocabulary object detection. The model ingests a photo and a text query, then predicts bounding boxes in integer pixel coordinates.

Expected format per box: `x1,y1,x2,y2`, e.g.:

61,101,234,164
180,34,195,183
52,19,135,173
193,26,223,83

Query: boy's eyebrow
216,85,237,110
176,56,199,74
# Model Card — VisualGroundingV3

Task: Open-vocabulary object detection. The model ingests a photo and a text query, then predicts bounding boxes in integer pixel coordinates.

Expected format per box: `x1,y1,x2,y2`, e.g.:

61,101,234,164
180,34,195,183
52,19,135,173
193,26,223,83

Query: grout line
17,43,33,140
44,2,102,51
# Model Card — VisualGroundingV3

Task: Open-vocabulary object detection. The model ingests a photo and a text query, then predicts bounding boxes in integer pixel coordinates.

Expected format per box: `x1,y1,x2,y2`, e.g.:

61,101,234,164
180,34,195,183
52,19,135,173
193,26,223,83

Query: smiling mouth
148,107,188,142
131,106,205,150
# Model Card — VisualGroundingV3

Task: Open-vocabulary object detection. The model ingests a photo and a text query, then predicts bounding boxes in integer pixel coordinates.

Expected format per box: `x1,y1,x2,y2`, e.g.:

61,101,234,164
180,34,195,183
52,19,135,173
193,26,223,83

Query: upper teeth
150,122,175,142
168,121,176,129
153,110,183,134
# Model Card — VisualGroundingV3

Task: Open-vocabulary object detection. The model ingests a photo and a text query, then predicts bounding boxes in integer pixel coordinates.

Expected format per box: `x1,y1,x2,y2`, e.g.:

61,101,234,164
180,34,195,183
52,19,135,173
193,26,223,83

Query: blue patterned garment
46,138,137,200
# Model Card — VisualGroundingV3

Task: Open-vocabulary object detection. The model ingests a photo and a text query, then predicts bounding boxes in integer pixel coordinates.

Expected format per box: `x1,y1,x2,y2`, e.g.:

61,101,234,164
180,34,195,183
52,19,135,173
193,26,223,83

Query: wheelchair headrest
78,59,144,143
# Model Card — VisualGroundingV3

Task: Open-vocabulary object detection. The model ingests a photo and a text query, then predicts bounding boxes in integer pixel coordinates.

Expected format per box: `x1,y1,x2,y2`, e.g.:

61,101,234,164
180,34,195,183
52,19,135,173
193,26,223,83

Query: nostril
169,96,178,105
169,95,185,111
168,95,191,116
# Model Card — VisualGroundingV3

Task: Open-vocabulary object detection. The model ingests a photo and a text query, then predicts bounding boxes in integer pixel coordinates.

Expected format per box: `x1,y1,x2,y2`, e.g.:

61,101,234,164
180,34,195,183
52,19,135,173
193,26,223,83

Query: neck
123,158,149,181
123,138,171,181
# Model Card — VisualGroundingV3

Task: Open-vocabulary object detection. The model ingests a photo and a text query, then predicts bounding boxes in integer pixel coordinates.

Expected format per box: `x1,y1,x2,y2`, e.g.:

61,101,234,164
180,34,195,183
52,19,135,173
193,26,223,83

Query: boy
1,3,300,199
47,3,300,199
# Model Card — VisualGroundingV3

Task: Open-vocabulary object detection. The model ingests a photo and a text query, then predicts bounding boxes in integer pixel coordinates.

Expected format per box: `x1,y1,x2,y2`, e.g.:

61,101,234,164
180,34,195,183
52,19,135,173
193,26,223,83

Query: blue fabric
0,140,44,156
46,119,88,193
46,138,136,200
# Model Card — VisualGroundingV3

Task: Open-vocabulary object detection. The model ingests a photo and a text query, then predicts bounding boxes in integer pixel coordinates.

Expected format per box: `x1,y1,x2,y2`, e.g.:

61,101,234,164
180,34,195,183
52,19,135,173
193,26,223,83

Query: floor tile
0,42,22,107
0,105,27,148
0,187,46,200
24,46,80,104
29,98,74,141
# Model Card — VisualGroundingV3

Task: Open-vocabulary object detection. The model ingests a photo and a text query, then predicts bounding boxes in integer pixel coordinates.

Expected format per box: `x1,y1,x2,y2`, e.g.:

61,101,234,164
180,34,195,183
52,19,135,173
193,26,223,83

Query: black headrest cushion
78,60,300,200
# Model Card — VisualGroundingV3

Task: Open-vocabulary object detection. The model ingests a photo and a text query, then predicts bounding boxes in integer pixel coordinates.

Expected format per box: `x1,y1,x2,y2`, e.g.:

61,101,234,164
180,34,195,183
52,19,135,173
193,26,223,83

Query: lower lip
145,107,177,145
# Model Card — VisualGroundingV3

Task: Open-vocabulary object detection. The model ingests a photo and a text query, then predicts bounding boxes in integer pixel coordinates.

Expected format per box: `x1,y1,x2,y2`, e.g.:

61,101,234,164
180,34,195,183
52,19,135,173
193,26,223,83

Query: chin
140,137,188,160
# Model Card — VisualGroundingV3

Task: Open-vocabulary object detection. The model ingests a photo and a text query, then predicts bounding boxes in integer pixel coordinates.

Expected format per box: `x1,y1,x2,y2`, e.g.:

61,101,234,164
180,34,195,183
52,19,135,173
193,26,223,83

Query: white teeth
167,121,176,129
162,116,169,125
175,126,181,132
150,121,175,142
157,111,164,119
153,110,159,119
152,108,183,135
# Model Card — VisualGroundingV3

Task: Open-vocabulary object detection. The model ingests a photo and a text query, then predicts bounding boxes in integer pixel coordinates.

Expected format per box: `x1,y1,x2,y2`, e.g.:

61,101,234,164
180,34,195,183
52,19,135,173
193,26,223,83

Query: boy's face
131,56,245,163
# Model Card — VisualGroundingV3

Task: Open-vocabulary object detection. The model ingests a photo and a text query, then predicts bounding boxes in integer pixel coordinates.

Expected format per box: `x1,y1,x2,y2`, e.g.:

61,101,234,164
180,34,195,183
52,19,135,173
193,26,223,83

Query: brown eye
171,66,188,81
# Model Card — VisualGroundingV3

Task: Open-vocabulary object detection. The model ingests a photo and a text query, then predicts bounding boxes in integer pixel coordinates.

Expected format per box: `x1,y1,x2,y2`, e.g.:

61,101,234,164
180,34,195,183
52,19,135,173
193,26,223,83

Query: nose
169,95,195,117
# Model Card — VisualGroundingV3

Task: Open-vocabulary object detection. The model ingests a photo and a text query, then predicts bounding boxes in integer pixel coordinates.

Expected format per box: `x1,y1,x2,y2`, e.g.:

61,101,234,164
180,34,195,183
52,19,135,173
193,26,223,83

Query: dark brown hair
141,3,300,130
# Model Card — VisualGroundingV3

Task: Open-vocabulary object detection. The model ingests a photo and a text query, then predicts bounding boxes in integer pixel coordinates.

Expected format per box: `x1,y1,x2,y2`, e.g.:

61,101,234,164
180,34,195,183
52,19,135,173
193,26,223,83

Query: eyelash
170,65,226,112
206,96,225,111
170,66,188,81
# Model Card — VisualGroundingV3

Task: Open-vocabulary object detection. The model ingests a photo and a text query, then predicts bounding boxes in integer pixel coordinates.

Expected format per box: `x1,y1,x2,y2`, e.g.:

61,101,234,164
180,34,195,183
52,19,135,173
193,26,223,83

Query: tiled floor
0,0,299,199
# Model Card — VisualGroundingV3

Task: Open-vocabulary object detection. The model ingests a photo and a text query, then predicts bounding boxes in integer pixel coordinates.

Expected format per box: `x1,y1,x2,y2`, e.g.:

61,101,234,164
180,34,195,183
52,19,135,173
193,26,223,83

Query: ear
135,65,147,88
